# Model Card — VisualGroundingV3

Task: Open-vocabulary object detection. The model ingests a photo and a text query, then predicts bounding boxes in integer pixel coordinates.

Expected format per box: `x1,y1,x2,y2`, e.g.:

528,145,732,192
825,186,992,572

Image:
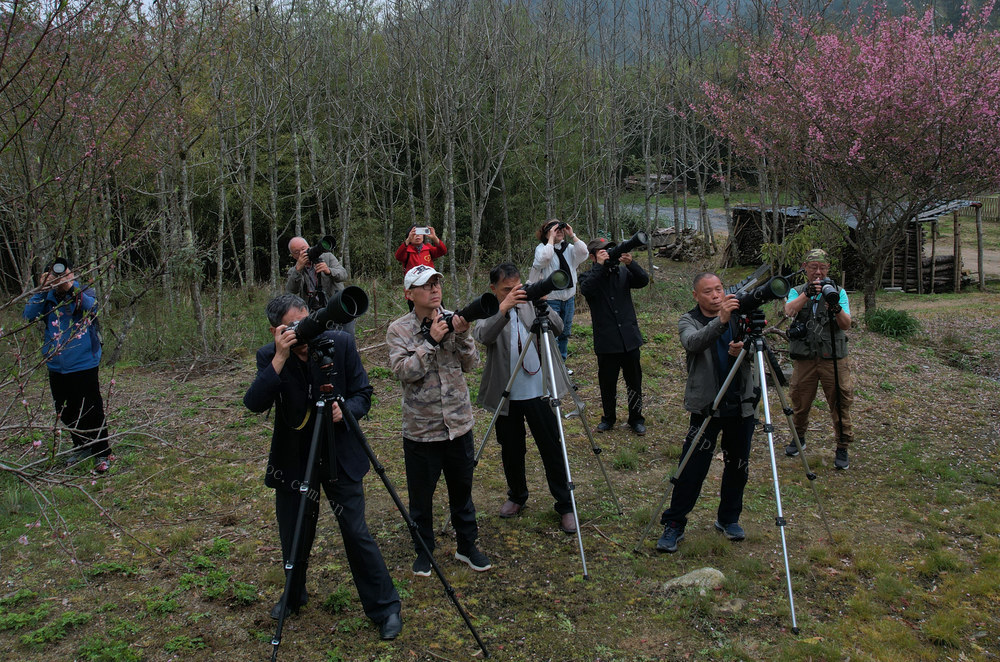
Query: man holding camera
656,273,758,553
784,248,854,470
578,238,649,435
474,262,577,534
23,258,111,473
386,265,491,576
243,294,402,640
530,220,588,367
285,236,351,324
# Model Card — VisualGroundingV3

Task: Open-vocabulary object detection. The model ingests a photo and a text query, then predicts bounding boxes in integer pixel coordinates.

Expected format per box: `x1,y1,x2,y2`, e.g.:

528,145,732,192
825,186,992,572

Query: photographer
243,294,402,640
285,236,352,333
783,248,854,470
23,258,111,473
529,220,588,367
394,225,447,274
473,262,577,535
656,273,757,553
386,265,491,576
578,238,649,435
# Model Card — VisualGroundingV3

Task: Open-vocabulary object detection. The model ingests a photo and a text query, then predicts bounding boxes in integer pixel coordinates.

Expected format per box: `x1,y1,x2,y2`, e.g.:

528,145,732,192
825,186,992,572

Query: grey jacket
678,306,758,418
473,303,571,416
285,252,348,305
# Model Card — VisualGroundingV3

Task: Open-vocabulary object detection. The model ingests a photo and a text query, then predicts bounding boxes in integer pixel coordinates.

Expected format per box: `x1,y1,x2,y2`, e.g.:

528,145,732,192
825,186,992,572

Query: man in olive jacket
656,273,758,553
474,262,576,535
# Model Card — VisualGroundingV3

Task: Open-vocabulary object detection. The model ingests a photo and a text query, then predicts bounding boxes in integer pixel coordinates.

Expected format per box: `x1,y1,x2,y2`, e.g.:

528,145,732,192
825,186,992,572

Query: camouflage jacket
386,310,478,442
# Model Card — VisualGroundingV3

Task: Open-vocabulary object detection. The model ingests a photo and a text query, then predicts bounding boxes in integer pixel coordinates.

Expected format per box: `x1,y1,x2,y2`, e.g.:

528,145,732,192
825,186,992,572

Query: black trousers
660,413,755,529
274,475,400,623
403,431,478,553
49,367,110,458
495,398,572,514
596,348,644,426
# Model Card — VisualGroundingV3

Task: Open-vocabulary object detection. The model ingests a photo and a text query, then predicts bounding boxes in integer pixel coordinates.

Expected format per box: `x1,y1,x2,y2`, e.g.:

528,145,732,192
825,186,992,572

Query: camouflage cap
802,248,830,264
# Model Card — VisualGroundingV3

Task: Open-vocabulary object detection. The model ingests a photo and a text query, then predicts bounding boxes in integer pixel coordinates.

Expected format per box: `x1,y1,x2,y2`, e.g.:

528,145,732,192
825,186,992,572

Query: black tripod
470,302,623,579
270,338,489,660
635,311,834,634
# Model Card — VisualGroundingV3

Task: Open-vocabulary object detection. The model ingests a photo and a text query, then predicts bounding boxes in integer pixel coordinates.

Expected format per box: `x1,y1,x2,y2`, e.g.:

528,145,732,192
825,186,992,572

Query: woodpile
884,254,971,293
655,228,711,261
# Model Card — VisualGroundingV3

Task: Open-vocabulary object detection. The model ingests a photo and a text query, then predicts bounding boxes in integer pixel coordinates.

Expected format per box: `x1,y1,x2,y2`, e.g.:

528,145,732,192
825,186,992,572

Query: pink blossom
18,535,28,545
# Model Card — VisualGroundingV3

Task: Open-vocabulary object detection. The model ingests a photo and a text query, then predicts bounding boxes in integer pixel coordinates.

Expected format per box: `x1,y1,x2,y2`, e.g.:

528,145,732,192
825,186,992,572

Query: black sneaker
454,546,492,572
785,441,805,457
834,448,849,470
714,520,746,541
655,523,684,553
412,551,432,577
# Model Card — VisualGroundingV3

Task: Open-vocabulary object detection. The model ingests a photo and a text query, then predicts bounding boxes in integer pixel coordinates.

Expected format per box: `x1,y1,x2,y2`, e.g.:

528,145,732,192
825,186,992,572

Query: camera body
306,235,337,265
807,277,840,307
788,320,809,340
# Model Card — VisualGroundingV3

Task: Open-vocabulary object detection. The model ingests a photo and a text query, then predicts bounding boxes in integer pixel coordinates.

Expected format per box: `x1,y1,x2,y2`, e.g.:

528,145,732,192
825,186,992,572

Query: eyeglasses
413,280,442,291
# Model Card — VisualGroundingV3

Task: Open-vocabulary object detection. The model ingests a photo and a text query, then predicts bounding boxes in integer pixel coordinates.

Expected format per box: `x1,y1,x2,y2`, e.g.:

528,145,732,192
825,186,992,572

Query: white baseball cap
404,265,443,290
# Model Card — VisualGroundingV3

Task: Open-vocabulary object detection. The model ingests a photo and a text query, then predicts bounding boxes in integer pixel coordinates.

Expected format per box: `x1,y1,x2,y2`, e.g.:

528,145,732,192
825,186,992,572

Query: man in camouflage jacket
386,265,492,576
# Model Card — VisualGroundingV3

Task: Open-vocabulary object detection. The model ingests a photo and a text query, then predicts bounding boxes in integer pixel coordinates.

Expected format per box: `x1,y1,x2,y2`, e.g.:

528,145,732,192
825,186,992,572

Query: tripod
469,302,623,579
635,311,834,634
270,338,489,660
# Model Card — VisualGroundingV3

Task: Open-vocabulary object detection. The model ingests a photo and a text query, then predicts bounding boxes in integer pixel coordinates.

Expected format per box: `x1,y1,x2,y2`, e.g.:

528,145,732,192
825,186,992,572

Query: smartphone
415,227,431,235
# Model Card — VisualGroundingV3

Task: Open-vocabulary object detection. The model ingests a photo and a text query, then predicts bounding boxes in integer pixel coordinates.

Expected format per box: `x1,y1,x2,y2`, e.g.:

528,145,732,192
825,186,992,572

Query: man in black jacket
578,238,649,435
244,294,401,640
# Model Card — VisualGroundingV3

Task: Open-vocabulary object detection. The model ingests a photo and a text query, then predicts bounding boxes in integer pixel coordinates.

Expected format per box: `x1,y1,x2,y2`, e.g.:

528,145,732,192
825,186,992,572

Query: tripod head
307,336,340,403
734,309,768,342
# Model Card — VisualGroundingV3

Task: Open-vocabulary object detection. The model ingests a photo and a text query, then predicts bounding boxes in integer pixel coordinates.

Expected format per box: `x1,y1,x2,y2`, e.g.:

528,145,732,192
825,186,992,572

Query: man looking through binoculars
783,248,854,470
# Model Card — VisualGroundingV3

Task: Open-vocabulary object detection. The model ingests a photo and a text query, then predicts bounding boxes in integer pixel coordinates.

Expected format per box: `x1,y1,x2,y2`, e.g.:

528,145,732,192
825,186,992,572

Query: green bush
865,308,920,339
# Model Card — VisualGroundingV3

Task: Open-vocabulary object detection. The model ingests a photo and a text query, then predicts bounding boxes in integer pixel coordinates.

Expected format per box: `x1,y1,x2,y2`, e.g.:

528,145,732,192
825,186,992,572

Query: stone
661,567,725,592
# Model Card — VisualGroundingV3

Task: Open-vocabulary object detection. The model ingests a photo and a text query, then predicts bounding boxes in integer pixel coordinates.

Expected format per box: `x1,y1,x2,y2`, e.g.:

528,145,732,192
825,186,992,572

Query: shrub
865,308,920,339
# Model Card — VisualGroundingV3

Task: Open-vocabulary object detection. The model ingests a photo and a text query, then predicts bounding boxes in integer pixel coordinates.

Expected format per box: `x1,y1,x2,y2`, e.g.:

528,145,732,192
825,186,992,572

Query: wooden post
930,220,937,294
975,203,985,291
889,245,896,287
953,211,961,293
916,223,924,295
902,222,911,291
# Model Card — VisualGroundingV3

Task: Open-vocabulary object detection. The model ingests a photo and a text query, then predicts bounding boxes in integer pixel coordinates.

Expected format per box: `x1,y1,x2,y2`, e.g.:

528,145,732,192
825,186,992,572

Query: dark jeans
49,367,110,458
275,475,400,623
547,298,575,360
660,413,755,528
495,398,572,514
403,431,478,553
596,348,644,426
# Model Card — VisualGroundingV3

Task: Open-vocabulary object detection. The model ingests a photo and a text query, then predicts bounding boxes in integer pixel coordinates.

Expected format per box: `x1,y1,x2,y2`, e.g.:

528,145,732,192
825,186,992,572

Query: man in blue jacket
243,294,401,639
23,258,110,473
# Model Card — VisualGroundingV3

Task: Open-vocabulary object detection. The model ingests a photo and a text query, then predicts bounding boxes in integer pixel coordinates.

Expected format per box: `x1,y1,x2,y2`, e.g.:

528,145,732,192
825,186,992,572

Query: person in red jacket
395,226,447,274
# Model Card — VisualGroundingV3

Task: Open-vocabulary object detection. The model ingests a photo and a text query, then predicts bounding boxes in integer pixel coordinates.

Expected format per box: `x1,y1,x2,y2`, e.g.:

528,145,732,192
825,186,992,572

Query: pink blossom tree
704,1,1000,312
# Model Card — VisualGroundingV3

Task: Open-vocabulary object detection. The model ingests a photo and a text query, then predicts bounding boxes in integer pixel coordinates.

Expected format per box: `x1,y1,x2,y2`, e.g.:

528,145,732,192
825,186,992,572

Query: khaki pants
789,356,854,448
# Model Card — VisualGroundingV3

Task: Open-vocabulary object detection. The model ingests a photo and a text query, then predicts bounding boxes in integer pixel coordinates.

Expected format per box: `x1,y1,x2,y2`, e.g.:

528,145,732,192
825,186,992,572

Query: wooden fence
958,195,1000,222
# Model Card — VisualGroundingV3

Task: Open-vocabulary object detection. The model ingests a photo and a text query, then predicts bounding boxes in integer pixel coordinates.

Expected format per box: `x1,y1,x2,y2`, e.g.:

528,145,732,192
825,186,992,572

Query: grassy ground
1,259,998,661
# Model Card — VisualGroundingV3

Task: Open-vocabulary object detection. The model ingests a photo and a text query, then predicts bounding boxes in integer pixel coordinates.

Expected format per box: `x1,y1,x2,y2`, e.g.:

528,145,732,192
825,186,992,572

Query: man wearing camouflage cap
784,248,854,470
386,265,492,577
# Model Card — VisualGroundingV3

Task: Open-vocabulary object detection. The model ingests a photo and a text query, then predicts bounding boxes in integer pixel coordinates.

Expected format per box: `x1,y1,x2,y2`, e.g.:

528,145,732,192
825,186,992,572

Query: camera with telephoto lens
815,278,840,306
522,269,571,302
51,258,69,276
291,286,368,344
440,293,501,331
306,235,337,265
605,231,649,267
725,264,793,315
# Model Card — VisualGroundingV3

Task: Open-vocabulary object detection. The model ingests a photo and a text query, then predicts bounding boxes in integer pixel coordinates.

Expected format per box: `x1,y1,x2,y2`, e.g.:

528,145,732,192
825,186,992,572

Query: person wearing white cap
386,265,492,576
